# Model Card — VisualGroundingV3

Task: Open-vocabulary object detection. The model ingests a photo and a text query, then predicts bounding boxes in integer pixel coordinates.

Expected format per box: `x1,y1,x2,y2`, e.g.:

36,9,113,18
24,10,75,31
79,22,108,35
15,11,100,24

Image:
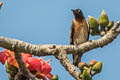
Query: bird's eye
77,9,81,13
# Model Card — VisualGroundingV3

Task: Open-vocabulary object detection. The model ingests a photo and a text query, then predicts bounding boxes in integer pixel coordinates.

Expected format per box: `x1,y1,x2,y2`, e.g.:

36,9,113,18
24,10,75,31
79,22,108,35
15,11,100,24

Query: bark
0,21,120,80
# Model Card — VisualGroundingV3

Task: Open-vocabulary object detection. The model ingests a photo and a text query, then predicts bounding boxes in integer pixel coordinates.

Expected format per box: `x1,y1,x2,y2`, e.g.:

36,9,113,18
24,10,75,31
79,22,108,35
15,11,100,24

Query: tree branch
0,22,120,57
55,48,81,80
0,21,120,80
77,21,120,54
14,51,37,80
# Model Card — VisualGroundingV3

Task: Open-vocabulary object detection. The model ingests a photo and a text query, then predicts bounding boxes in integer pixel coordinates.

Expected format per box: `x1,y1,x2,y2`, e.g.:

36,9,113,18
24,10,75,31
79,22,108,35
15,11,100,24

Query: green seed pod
98,10,109,30
88,16,99,30
92,62,102,73
52,75,59,80
107,21,114,30
90,29,95,36
82,69,92,80
88,60,97,67
90,29,99,36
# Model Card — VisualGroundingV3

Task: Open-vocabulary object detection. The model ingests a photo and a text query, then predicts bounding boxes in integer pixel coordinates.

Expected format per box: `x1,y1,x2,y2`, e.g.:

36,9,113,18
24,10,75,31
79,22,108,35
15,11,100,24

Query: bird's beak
71,9,75,12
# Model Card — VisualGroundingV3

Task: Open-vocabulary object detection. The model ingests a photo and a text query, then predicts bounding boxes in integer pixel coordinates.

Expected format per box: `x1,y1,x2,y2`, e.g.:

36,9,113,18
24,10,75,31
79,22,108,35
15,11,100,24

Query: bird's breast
73,19,88,45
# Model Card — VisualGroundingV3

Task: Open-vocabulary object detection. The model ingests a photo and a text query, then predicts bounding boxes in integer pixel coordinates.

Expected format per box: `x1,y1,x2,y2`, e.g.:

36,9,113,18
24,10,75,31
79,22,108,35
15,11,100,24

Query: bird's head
72,9,85,20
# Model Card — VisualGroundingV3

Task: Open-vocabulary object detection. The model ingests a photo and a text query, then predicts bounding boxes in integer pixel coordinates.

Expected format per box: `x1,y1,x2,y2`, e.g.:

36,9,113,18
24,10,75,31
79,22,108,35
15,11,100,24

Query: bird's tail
73,53,82,66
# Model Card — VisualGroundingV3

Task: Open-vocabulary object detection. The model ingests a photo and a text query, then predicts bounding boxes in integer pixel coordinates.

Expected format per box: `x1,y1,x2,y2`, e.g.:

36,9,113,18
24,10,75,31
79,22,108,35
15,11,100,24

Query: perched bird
70,9,89,66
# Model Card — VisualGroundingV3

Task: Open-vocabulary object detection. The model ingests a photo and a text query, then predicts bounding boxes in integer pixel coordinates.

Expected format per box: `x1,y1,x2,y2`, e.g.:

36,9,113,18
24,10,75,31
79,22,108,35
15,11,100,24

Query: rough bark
0,21,120,79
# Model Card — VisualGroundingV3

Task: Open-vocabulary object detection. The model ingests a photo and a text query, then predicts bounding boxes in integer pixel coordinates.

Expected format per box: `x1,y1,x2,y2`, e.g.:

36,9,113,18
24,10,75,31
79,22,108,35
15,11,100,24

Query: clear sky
0,0,120,80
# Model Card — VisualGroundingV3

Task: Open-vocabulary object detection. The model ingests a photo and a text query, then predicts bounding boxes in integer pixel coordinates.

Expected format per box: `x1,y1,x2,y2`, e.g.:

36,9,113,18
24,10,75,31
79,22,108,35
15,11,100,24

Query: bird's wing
87,21,90,40
70,21,75,45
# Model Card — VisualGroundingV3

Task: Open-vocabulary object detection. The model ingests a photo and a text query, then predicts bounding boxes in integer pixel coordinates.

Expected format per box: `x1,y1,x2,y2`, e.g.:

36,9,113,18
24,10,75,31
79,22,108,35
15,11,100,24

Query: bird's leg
76,51,83,67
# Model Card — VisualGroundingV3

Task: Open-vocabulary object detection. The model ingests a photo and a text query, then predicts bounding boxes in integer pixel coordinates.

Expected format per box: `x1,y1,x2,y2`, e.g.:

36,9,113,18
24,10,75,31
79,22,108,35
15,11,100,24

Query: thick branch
0,37,55,56
55,49,81,80
0,21,119,80
0,22,120,56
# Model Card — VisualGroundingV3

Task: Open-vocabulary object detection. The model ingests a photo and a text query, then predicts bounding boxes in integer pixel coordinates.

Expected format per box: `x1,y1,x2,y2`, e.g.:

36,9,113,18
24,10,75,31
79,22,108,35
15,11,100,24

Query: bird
70,9,89,66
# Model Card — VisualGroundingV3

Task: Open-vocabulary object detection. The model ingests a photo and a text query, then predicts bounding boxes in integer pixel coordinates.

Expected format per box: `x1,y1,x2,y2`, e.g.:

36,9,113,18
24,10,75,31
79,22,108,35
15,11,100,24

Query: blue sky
0,0,120,80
